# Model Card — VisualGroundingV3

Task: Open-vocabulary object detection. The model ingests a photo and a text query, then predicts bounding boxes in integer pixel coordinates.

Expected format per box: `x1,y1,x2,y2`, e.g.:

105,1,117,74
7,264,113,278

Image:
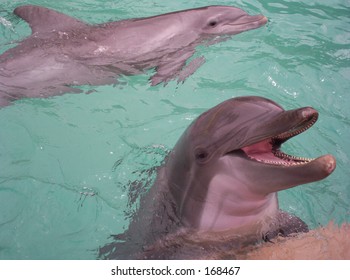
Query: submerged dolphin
0,5,267,106
100,96,336,259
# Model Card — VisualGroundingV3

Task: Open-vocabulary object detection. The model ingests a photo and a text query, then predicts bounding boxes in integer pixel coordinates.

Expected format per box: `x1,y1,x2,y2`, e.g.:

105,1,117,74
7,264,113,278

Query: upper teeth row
274,115,318,141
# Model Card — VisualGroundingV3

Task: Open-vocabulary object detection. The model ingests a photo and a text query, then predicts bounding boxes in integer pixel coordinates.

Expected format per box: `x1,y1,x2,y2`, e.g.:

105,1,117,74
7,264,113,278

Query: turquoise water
0,0,349,259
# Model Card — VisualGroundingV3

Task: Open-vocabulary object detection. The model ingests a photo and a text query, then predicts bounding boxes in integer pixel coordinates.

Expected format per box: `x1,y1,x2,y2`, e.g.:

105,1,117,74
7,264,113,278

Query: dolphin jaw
225,14,267,27
240,109,319,166
222,14,268,33
242,143,315,166
273,109,318,143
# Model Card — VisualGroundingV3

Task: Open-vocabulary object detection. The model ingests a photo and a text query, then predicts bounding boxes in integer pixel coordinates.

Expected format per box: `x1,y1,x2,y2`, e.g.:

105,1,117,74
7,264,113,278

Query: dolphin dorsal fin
14,5,87,34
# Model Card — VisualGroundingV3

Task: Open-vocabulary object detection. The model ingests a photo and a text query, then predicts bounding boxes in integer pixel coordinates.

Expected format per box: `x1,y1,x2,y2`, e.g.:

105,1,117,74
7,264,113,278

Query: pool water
0,0,349,259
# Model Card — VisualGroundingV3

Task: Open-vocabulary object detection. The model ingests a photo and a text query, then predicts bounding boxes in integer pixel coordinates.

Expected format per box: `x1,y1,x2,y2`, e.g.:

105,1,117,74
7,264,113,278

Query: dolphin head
190,6,267,36
165,96,336,234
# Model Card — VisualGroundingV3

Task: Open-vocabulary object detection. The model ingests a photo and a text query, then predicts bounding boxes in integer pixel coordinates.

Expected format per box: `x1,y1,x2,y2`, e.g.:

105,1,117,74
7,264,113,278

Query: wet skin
100,96,336,259
0,5,267,106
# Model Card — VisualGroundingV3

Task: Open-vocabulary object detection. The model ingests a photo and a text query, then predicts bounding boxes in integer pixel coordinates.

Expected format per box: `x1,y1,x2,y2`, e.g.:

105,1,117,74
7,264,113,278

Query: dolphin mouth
226,14,268,28
241,109,318,166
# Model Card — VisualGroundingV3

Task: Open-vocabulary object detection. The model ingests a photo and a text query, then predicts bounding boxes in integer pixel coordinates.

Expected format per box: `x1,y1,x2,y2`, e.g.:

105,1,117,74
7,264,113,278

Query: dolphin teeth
274,113,318,141
272,150,314,165
245,150,314,166
241,108,318,166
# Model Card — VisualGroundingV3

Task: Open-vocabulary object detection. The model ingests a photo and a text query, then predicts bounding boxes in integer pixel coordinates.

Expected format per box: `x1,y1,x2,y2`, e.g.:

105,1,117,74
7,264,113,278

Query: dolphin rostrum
0,5,267,106
100,96,336,259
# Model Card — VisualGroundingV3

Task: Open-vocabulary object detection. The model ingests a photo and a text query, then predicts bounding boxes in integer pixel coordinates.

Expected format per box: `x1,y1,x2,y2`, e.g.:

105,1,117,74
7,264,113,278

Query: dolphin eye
208,20,218,27
195,148,209,163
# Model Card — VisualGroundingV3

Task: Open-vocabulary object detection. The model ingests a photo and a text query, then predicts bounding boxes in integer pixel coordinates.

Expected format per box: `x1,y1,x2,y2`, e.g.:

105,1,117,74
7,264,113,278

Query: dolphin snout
321,154,337,175
238,14,268,25
300,107,318,119
227,14,268,32
260,16,268,25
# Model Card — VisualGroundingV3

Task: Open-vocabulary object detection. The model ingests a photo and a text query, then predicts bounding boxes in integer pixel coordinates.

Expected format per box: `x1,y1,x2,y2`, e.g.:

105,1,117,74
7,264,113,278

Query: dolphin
99,96,336,259
0,5,267,106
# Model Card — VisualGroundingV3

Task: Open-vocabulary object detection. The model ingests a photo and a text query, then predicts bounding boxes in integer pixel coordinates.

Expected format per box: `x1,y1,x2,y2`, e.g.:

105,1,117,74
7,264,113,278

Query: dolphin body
0,5,267,106
100,96,336,259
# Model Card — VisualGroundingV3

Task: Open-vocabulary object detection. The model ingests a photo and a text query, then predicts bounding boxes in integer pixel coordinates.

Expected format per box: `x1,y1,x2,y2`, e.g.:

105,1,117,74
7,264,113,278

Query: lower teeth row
246,152,313,165
273,151,313,162
251,157,308,165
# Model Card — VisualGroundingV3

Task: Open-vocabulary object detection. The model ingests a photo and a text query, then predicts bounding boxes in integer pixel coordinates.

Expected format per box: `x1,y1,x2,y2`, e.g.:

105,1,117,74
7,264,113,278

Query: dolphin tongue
241,139,286,164
241,139,313,166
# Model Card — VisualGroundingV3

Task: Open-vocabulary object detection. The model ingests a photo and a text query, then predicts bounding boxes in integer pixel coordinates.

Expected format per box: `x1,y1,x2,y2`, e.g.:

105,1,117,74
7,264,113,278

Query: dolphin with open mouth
0,5,267,106
100,96,336,259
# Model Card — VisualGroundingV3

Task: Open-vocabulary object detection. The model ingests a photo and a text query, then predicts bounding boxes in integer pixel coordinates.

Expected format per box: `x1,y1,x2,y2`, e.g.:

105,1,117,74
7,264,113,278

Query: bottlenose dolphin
100,96,336,259
0,5,267,106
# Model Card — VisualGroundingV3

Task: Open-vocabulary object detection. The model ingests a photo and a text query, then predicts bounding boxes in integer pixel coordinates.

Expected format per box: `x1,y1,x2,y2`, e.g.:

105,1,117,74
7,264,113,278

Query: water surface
0,0,349,259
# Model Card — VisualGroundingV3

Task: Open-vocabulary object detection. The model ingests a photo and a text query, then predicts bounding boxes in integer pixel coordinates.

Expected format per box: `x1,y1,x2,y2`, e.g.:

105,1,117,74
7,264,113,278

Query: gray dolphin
100,96,336,259
0,5,267,106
